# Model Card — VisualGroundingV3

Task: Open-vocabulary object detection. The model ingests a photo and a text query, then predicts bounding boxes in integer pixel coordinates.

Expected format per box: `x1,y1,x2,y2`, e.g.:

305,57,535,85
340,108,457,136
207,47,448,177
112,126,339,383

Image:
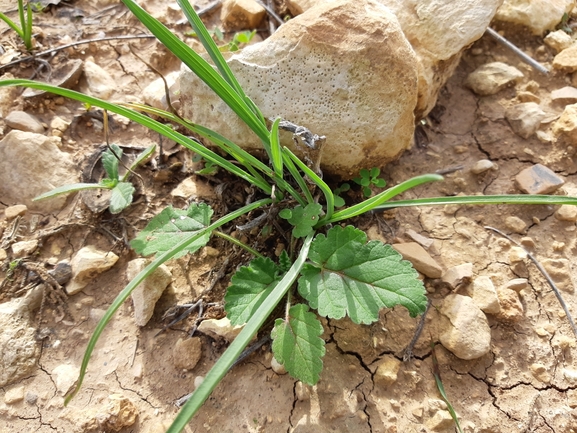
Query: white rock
556,204,577,222
471,159,495,174
4,110,44,133
84,60,115,99
52,363,80,395
505,102,546,139
0,131,78,212
465,62,524,96
553,103,577,145
11,240,38,258
495,0,574,35
439,294,491,360
180,0,419,178
80,394,138,432
170,177,216,200
0,299,40,387
426,409,454,431
142,70,180,110
468,276,500,314
505,215,527,234
441,263,473,290
509,246,528,263
374,355,401,386
127,258,172,326
271,357,287,374
545,30,574,53
221,0,266,30
392,242,443,278
4,204,28,219
503,278,529,292
197,317,243,341
66,246,119,295
4,385,25,404
553,43,577,72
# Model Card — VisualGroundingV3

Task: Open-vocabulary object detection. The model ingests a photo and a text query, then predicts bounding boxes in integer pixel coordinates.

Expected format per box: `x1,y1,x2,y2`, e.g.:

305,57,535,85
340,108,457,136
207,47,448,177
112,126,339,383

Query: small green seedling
354,167,387,197
33,143,155,214
186,27,256,52
192,153,219,176
333,182,350,207
0,0,40,51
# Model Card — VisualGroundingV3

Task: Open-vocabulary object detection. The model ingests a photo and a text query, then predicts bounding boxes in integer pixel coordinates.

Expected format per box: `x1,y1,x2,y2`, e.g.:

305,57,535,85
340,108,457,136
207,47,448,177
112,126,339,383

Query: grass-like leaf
224,257,283,325
33,183,104,201
109,182,135,214
123,144,156,181
271,303,325,385
299,225,427,324
131,203,213,258
270,117,283,179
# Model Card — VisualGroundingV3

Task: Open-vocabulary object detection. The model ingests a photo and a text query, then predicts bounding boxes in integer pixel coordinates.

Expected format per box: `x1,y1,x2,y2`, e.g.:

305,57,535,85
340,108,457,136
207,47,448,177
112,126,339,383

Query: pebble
142,70,180,110
555,204,577,222
66,246,119,295
515,164,565,194
83,60,115,99
194,376,204,389
271,357,287,375
551,86,577,105
503,278,529,293
530,363,551,383
11,240,38,258
52,364,80,395
295,381,310,401
471,159,495,174
392,242,443,278
504,102,546,139
425,409,454,431
536,130,555,144
542,258,574,293
127,258,172,326
197,317,243,342
405,228,434,249
439,294,491,360
465,62,524,96
171,177,216,201
0,249,6,261
496,288,524,322
221,0,266,31
516,90,540,103
4,111,45,133
24,392,37,405
468,275,501,314
374,355,401,386
509,246,528,263
4,386,25,404
544,30,573,53
4,204,27,219
441,263,473,290
505,216,527,234
553,43,577,72
173,337,202,370
553,103,577,145
81,394,138,431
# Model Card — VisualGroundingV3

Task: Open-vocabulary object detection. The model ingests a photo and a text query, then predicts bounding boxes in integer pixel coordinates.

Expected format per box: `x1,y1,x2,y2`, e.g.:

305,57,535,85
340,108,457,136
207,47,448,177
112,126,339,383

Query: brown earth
1,1,577,433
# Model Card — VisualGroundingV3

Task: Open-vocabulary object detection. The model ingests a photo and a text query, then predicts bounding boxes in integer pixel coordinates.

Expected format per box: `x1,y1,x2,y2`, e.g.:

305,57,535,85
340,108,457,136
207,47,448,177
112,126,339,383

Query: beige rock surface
495,0,575,34
67,246,119,295
221,0,266,31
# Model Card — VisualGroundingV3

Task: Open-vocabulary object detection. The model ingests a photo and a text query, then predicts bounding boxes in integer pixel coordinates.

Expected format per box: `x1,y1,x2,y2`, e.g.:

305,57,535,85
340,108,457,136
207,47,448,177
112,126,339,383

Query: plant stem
213,230,264,258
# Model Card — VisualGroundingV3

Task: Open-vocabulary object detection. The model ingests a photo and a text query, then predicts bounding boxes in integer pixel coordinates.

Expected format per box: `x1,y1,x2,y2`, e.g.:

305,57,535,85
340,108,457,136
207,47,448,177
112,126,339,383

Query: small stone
295,381,310,401
52,364,80,395
471,159,495,174
503,278,529,293
374,355,402,386
271,357,287,375
170,177,216,200
439,294,491,360
530,363,551,383
552,103,577,145
536,130,554,144
554,43,577,72
66,246,119,295
515,164,565,194
405,228,434,249
520,237,536,249
551,86,577,105
221,0,266,31
24,392,37,405
441,263,473,290
392,242,443,278
84,60,115,99
505,102,546,139
542,258,574,293
495,0,574,35
197,317,243,341
509,246,528,263
426,409,454,431
97,394,138,432
465,62,524,96
564,369,577,382
11,240,38,258
127,258,172,326
497,288,524,322
544,30,573,53
5,111,45,133
173,337,202,370
552,241,566,251
505,216,527,234
412,407,424,419
50,116,70,133
555,204,577,222
468,276,501,314
194,376,204,389
142,70,180,110
0,249,7,261
4,204,27,219
4,385,25,404
516,90,540,103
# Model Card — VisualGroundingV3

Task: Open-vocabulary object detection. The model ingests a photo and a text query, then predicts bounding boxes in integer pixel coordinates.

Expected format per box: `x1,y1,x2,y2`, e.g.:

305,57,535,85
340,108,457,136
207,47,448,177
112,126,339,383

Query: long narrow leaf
0,12,23,38
33,183,105,201
326,174,444,224
166,233,314,433
64,198,273,405
373,194,577,210
282,152,314,204
123,144,156,182
0,79,271,195
270,118,283,179
283,147,335,223
120,0,270,145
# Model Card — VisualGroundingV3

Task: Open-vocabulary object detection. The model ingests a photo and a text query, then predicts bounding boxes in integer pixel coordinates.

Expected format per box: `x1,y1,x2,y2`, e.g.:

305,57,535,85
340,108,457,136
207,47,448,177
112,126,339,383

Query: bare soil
1,1,577,433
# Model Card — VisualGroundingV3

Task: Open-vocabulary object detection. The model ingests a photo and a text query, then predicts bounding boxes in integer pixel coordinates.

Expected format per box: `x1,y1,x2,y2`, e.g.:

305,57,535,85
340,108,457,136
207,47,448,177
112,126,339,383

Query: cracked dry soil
2,1,577,432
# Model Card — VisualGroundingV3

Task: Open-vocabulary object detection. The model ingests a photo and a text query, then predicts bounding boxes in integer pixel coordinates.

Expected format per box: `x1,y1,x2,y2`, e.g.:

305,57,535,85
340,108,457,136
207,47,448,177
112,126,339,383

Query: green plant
354,167,387,197
0,0,39,51
2,1,577,432
186,27,256,52
33,143,155,214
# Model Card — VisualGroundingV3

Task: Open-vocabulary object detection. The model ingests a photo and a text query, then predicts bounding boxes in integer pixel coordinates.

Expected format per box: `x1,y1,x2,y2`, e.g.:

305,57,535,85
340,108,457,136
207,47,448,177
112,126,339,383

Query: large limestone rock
495,0,575,35
0,131,78,212
180,0,419,178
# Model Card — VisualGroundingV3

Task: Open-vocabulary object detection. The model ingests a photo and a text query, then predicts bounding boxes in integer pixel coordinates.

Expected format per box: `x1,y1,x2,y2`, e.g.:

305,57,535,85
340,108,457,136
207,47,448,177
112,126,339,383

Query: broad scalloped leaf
102,144,122,180
224,257,282,325
298,225,427,324
109,181,135,214
130,203,213,258
271,303,325,385
280,203,322,238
